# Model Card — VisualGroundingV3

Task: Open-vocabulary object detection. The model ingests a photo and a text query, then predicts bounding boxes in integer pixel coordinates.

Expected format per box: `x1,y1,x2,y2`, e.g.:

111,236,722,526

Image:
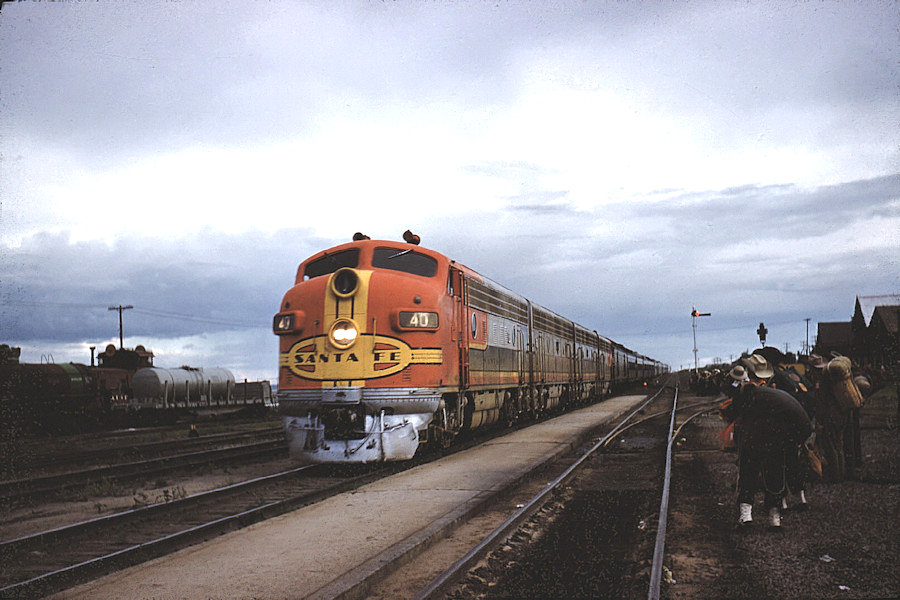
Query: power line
3,300,263,329
130,308,260,329
607,316,819,339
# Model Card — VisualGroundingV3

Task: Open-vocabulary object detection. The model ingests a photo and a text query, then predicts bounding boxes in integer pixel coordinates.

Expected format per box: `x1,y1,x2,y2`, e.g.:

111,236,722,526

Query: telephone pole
108,305,133,349
804,318,811,356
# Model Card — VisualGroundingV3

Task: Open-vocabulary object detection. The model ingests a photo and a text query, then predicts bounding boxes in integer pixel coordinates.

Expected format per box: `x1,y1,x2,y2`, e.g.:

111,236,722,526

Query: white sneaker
739,503,753,525
768,507,781,528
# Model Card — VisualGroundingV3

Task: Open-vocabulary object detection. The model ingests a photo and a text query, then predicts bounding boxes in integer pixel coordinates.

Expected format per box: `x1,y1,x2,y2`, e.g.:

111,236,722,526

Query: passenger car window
304,249,360,280
372,247,438,277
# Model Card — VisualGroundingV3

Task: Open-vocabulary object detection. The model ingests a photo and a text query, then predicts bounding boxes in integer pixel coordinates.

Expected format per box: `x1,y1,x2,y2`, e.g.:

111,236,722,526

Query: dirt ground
0,456,298,541
440,384,898,600
7,389,896,599
0,418,287,541
663,385,898,600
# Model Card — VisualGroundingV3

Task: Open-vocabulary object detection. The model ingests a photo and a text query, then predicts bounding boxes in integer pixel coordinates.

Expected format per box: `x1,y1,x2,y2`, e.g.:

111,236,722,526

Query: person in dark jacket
722,366,813,528
768,364,815,509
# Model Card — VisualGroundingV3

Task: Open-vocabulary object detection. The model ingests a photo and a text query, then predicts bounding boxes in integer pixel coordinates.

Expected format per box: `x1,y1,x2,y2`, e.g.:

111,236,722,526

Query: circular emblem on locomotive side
280,334,442,381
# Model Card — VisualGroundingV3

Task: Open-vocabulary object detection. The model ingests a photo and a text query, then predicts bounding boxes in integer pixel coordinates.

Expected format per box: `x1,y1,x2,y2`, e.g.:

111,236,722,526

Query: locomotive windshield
303,249,360,280
372,247,438,277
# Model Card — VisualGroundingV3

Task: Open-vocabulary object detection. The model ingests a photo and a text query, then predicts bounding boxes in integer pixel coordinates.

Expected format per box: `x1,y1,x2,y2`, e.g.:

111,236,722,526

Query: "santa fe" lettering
295,352,360,363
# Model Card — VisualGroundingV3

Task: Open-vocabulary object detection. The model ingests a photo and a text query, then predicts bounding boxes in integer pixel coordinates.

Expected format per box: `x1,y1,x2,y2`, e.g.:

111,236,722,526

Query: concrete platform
50,395,646,600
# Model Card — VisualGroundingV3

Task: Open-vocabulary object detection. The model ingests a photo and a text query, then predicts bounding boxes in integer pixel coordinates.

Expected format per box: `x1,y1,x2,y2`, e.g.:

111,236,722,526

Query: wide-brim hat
741,353,774,379
808,354,827,369
728,365,749,382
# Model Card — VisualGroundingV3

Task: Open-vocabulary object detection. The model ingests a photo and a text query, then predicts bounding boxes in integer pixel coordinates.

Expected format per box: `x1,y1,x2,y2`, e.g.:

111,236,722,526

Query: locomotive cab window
304,249,360,280
372,247,438,277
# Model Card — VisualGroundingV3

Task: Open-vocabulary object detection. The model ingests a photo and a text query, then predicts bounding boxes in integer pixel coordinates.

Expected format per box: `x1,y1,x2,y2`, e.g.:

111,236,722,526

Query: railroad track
408,379,722,599
2,388,682,598
0,463,392,598
13,426,284,476
0,438,288,504
0,398,590,597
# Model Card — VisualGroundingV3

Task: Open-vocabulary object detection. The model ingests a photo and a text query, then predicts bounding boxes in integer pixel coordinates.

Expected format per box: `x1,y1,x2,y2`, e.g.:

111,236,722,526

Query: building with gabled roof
867,305,899,369
815,321,853,357
851,294,900,369
854,295,900,327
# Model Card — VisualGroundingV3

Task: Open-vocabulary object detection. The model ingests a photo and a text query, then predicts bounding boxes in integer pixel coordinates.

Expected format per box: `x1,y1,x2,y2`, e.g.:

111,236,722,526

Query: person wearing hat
762,359,816,511
806,354,867,481
721,364,813,529
741,353,775,383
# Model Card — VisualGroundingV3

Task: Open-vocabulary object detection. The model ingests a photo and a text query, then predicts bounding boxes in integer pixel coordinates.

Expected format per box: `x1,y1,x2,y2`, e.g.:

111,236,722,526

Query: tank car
131,366,236,408
273,234,667,463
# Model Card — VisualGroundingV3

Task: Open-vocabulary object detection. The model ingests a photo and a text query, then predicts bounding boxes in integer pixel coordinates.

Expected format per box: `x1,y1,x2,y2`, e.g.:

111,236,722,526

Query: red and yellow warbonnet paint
280,334,442,380
277,262,445,386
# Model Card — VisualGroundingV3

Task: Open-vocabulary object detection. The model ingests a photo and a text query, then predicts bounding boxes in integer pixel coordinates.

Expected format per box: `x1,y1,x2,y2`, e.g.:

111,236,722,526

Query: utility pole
804,318,811,356
691,307,711,372
108,305,133,349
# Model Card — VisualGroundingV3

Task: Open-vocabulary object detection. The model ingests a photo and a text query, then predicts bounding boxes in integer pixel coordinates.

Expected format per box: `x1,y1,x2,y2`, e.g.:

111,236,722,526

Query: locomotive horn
352,232,370,241
402,230,420,245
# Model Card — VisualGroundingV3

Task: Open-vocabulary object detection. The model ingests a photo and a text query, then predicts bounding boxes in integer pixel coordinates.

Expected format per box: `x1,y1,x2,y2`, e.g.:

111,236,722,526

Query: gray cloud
3,2,896,167
426,175,898,355
2,174,896,375
2,2,898,374
1,229,329,343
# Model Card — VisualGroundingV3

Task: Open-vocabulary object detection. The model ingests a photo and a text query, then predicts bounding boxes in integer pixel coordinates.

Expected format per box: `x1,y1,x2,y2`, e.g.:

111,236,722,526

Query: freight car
0,343,151,432
0,343,274,433
129,367,275,411
131,366,236,408
273,234,667,463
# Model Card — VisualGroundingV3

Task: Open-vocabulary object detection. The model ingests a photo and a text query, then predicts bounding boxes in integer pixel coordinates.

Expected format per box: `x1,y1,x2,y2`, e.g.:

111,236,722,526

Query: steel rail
0,465,314,555
646,392,718,600
18,426,283,473
647,382,679,600
0,439,287,503
671,406,719,442
599,396,721,449
411,380,675,600
0,464,390,598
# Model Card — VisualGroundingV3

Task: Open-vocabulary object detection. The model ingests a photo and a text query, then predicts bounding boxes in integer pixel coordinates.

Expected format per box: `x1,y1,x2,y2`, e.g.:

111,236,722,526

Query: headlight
399,311,439,329
329,318,359,348
331,268,359,297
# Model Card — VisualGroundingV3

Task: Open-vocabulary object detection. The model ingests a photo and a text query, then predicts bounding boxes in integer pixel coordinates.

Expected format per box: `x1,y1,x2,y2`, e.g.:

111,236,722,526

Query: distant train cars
0,343,273,434
273,234,667,463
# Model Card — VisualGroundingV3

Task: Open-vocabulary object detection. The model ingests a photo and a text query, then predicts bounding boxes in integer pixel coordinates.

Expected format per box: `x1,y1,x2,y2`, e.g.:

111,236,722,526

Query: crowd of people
689,347,872,530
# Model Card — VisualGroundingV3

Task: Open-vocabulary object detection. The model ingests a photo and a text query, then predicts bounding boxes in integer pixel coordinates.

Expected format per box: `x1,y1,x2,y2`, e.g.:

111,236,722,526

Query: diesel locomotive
273,233,667,463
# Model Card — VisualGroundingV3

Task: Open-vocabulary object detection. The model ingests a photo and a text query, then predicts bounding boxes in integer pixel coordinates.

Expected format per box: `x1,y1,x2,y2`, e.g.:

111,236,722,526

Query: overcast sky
1,1,898,381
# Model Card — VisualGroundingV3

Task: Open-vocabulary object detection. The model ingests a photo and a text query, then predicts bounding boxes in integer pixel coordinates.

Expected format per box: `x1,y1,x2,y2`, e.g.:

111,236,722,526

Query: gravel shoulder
422,384,898,600
663,385,899,600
